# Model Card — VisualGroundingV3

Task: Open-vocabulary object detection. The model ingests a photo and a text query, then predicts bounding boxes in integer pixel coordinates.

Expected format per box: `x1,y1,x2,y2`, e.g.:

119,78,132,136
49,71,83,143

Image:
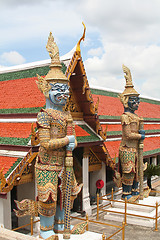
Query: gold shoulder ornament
36,74,51,98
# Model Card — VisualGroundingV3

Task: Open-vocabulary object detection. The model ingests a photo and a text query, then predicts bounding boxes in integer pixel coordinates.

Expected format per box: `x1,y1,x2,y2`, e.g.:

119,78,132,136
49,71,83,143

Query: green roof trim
0,66,50,82
99,115,121,120
5,158,22,178
107,131,121,136
77,124,100,143
0,137,30,146
91,88,119,98
0,62,66,82
107,129,160,136
143,148,160,157
144,118,160,122
145,130,160,134
99,115,160,122
140,97,160,106
0,107,43,114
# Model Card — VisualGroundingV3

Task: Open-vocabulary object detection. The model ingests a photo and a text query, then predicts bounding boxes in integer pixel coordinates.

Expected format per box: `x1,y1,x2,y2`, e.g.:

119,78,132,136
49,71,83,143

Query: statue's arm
122,124,141,140
37,111,69,150
38,127,69,150
121,114,141,140
66,119,77,151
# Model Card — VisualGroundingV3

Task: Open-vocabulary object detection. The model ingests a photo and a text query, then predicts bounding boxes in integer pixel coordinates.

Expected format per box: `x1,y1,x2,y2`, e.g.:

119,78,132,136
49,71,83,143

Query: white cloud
0,0,160,99
0,51,26,65
88,47,103,57
85,43,160,99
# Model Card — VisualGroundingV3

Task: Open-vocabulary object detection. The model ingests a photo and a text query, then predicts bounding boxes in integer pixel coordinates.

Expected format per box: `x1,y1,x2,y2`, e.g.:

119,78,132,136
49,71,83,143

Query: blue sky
0,0,160,99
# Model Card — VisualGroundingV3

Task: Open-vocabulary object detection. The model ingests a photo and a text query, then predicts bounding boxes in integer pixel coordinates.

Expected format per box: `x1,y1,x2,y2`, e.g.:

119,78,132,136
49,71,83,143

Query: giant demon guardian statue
115,65,148,203
15,32,86,240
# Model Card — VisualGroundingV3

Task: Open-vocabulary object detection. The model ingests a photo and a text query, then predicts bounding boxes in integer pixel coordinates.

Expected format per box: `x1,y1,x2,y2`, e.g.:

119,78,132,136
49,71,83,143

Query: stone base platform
57,231,102,240
32,231,102,240
104,196,160,227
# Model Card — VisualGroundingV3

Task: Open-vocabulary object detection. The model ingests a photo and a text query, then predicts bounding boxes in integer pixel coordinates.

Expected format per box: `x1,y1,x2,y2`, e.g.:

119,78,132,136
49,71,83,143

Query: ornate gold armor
35,109,80,216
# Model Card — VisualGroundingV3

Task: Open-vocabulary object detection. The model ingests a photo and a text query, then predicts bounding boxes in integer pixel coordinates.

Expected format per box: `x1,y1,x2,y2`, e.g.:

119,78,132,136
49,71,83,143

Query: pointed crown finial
119,65,139,107
121,64,139,96
45,32,68,84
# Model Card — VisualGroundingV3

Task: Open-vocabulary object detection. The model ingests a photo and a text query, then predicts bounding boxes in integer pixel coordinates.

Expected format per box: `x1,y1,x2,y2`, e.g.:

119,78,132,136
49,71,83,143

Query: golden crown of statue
36,23,86,98
45,32,69,84
119,65,139,107
36,32,68,98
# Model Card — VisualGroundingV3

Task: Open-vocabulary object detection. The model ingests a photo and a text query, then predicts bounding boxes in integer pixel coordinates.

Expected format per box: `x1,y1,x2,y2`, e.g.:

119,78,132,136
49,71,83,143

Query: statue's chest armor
127,113,140,133
50,119,67,139
130,121,139,133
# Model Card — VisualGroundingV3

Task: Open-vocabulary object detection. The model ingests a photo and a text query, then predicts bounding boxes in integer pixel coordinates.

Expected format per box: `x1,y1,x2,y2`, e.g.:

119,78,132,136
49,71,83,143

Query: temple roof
105,136,160,160
91,88,160,120
0,45,160,193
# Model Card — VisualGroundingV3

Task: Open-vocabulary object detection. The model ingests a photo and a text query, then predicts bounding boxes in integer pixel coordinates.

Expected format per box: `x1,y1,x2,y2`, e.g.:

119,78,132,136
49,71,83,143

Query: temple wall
0,193,11,229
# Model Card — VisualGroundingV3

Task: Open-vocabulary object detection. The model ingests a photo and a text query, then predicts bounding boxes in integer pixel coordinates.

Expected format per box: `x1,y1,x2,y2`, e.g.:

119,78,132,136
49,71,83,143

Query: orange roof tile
105,136,160,159
92,94,123,117
144,124,160,130
0,122,36,138
0,77,45,109
105,141,121,159
101,123,160,132
75,125,90,137
93,94,160,119
143,137,160,153
0,156,18,175
0,122,90,140
102,124,122,132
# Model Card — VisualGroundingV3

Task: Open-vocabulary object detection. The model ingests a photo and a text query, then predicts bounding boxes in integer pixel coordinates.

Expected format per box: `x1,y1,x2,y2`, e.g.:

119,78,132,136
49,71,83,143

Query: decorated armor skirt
119,146,139,185
35,161,81,216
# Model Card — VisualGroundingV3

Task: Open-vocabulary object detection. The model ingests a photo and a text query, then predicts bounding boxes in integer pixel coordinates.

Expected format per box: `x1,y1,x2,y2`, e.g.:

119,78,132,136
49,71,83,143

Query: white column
82,149,92,216
0,192,11,229
152,156,157,166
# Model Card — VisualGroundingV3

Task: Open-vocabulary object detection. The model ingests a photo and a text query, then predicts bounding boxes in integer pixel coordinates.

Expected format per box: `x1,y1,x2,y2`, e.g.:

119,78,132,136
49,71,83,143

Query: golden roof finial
76,22,86,54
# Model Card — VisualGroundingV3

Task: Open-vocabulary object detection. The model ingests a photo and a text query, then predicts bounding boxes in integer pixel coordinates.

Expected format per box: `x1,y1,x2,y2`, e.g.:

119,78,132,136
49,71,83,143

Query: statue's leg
121,173,138,202
54,205,87,234
132,180,139,196
40,214,55,239
121,183,132,200
54,205,73,233
38,201,56,239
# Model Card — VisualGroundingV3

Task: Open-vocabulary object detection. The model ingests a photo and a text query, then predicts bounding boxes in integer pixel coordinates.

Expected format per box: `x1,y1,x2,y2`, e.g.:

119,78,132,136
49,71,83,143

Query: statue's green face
128,96,140,111
49,83,69,106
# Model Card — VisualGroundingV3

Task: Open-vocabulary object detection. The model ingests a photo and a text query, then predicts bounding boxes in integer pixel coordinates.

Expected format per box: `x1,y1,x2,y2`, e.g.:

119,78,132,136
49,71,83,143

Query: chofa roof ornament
76,22,86,56
119,64,139,107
